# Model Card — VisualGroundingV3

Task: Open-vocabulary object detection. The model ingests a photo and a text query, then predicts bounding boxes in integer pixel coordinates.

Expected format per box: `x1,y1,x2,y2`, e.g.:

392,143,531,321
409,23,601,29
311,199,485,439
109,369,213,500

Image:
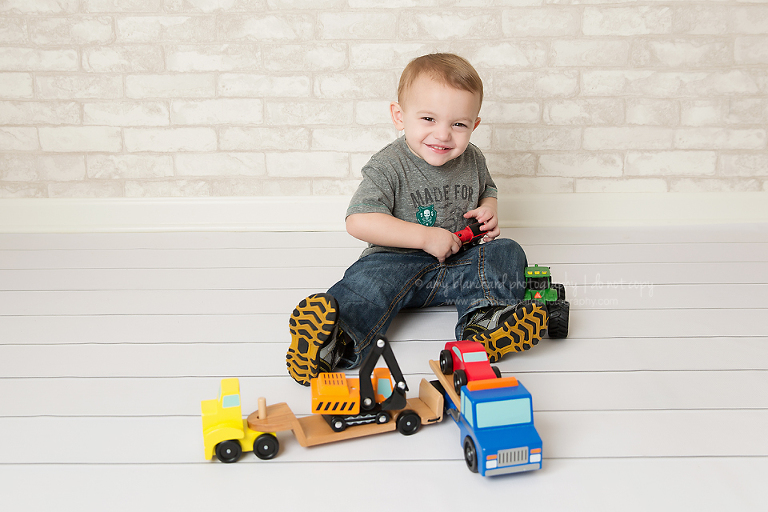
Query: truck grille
498,447,528,467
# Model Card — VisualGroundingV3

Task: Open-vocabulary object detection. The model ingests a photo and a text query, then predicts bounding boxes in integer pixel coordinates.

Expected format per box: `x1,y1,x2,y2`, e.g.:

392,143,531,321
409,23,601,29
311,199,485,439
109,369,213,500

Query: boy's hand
464,205,499,242
423,226,462,263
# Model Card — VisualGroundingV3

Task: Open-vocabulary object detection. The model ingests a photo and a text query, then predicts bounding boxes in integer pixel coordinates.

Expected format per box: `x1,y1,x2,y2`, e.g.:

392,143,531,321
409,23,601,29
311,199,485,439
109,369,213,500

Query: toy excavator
311,337,408,432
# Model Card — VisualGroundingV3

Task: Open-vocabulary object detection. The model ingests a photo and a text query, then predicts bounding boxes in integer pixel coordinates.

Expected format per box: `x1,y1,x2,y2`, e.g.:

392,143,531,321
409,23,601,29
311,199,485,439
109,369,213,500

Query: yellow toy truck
201,378,279,463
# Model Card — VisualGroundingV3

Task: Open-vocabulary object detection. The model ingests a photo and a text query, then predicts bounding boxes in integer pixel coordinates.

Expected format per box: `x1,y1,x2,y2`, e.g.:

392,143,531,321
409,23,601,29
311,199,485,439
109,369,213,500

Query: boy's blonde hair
397,53,483,108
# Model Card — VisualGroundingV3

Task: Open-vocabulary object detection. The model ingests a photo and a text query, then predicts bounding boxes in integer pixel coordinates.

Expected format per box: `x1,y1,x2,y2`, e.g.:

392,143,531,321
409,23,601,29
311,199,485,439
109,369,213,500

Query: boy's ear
390,102,405,130
473,117,481,131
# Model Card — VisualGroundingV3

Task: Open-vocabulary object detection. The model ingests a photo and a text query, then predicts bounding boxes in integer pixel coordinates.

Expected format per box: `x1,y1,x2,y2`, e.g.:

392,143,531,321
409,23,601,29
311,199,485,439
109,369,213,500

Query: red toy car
439,341,502,394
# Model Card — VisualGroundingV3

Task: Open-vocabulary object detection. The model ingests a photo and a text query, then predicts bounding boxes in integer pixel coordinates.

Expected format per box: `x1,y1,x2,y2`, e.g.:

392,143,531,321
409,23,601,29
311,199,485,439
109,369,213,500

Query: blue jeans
327,238,528,368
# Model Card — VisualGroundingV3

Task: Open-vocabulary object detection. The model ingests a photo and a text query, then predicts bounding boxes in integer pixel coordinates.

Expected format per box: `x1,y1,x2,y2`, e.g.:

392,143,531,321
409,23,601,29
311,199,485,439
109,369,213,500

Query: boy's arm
346,212,462,263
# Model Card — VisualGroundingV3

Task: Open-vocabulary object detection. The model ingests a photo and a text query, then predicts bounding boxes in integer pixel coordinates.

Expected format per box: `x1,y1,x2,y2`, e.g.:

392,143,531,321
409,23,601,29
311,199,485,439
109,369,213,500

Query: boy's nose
434,124,451,141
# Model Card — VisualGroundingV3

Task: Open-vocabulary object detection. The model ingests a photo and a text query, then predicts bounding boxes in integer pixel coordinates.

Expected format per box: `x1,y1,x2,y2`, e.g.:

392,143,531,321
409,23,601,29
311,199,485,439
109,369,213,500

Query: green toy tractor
523,265,569,339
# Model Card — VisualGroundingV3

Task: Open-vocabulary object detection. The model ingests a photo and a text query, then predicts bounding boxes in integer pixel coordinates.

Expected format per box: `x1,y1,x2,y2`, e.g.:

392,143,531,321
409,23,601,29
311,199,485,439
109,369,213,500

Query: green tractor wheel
547,300,569,339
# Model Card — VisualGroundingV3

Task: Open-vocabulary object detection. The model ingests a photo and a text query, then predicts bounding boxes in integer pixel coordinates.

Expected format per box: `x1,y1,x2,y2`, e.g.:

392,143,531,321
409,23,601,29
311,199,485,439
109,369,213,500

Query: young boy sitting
286,53,547,386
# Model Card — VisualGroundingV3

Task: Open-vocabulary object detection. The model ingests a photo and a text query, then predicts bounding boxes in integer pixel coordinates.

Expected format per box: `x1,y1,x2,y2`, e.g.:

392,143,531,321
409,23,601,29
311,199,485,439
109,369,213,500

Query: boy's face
390,75,481,167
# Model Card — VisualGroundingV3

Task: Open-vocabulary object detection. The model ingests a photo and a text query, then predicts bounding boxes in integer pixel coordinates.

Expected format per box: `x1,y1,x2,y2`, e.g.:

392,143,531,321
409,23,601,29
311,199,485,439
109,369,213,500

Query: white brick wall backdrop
1,0,767,199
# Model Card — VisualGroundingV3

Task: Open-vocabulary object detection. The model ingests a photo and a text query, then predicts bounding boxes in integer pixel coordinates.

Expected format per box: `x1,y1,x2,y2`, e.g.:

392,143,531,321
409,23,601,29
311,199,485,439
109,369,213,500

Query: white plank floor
1,225,767,511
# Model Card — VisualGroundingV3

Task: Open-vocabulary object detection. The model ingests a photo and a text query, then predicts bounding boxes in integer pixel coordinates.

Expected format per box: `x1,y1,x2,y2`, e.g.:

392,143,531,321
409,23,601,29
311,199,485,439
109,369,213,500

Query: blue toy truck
430,360,542,476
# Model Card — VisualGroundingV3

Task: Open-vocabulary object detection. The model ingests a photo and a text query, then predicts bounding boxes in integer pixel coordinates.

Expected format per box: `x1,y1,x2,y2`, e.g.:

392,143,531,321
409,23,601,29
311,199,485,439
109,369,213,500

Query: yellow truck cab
201,378,279,463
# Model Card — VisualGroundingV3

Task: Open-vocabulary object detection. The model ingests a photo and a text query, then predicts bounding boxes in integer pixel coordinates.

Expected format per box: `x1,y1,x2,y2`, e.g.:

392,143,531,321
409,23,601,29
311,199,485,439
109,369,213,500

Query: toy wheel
492,365,502,379
453,369,467,395
397,410,421,436
553,283,566,301
463,437,478,473
215,440,242,464
253,433,279,460
548,300,570,338
439,349,453,374
329,417,346,432
376,411,391,424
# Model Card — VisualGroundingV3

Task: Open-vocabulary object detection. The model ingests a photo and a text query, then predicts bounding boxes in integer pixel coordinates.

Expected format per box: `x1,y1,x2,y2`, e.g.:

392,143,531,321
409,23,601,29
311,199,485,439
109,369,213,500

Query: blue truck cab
447,376,543,476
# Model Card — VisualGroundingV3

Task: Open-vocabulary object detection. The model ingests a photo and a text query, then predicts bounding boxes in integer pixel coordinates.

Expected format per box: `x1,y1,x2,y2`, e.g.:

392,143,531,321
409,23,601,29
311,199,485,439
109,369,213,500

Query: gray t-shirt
347,136,497,257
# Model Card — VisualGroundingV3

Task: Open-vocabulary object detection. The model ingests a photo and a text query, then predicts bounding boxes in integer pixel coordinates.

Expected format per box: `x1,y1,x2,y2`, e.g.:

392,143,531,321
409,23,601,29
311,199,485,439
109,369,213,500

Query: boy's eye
454,122,468,128
421,117,434,122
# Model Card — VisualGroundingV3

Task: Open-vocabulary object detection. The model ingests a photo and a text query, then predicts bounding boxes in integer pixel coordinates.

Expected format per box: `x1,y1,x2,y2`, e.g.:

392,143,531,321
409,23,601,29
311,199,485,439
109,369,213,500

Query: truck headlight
530,453,541,463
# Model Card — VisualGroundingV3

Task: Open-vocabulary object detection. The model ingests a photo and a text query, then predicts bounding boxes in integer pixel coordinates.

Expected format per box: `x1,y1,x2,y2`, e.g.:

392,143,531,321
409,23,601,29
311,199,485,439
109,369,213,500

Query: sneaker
463,302,548,363
286,293,349,386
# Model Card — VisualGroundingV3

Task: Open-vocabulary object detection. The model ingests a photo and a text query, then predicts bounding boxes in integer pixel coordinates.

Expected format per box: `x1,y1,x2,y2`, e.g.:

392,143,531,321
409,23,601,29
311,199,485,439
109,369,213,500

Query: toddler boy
287,53,547,386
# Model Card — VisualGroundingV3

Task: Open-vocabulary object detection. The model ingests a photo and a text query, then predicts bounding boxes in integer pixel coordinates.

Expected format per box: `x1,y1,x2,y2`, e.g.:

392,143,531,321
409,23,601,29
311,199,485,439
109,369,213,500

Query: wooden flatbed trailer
247,378,444,449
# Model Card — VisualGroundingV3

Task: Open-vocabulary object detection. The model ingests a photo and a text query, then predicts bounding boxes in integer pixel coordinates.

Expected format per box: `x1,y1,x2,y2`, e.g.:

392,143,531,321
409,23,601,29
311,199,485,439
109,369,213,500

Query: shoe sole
286,293,338,386
468,302,548,363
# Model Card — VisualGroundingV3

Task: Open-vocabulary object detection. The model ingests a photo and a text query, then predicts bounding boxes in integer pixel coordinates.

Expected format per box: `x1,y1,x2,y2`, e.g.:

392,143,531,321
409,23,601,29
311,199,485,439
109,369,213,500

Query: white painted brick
626,99,679,127
39,127,122,153
83,0,162,12
502,8,581,37
166,45,261,72
84,45,165,73
582,70,760,98
314,72,395,99
313,179,363,196
0,155,37,181
210,178,263,197
126,74,216,99
464,42,547,69
124,128,217,152
0,101,80,125
29,17,113,45
312,127,396,152
38,155,86,181
349,43,435,69
171,99,263,125
125,180,210,197
672,6,729,35
494,127,581,151
1,0,78,14
219,14,314,41
0,183,46,198
470,125,492,150
37,75,123,99
263,44,347,72
493,176,573,194
583,7,673,36
266,100,353,126
117,16,216,42
0,73,33,99
728,99,768,125
551,40,629,67
484,152,536,178
219,74,310,98
400,12,501,40
544,99,623,126
0,47,78,72
735,36,768,65
266,152,349,178
219,127,310,151
87,154,173,179
0,18,27,43
730,6,768,35
675,128,767,150
681,100,726,127
584,127,674,150
84,102,168,127
481,101,540,124
575,178,668,193
348,0,435,7
495,71,579,99
262,179,311,196
175,153,266,176
539,153,623,178
719,154,768,176
166,0,265,12
631,39,731,68
356,101,394,126
0,127,38,151
625,151,717,176
49,181,124,198
350,153,372,179
319,12,398,40
669,178,762,193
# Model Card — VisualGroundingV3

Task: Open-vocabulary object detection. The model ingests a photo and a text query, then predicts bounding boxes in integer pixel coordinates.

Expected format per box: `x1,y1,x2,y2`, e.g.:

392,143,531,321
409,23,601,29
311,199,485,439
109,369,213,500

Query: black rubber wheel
548,300,570,338
439,349,453,374
463,437,478,473
492,365,502,379
253,433,279,460
215,440,242,464
453,369,468,395
396,410,421,436
553,283,566,301
376,411,391,424
329,417,346,432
